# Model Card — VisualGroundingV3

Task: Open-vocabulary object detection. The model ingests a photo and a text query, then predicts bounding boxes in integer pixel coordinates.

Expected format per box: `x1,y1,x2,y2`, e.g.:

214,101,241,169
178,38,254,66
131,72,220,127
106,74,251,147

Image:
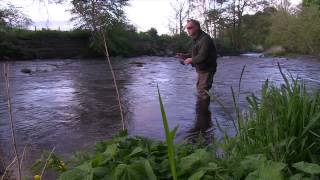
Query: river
0,55,319,178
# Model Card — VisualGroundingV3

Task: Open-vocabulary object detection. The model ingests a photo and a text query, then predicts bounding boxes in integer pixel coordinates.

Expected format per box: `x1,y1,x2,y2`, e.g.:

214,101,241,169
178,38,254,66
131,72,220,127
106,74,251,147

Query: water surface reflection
185,98,213,144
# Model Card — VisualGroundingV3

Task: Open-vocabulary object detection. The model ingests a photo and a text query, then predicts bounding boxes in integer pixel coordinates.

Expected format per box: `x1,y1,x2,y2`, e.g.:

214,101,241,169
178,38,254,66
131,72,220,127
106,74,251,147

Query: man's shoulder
199,31,213,43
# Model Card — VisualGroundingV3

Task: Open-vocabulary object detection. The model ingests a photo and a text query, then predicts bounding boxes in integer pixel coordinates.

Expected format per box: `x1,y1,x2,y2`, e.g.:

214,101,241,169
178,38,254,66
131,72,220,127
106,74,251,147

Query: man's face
186,21,198,37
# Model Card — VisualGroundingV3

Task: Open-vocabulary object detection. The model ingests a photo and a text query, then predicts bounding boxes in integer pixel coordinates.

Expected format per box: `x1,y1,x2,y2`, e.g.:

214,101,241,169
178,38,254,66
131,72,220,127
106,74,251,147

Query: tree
146,28,159,39
227,0,269,50
206,0,226,38
0,4,33,29
186,0,268,51
169,0,189,35
70,0,129,31
188,0,211,33
303,0,320,7
268,5,320,54
241,7,276,50
0,9,6,27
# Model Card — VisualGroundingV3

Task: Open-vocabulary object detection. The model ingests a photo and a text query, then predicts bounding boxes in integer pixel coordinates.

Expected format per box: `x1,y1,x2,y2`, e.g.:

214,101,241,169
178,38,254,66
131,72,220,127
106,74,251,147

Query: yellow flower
60,160,65,166
34,175,41,180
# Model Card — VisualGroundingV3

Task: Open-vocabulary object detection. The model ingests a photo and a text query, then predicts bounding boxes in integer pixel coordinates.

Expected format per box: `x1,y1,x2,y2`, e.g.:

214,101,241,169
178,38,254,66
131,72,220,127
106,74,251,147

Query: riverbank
0,28,243,61
0,28,185,60
0,29,96,60
31,72,320,179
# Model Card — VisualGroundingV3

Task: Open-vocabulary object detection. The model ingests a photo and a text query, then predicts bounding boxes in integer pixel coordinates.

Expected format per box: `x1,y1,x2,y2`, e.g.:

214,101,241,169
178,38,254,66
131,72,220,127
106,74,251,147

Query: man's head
186,19,201,38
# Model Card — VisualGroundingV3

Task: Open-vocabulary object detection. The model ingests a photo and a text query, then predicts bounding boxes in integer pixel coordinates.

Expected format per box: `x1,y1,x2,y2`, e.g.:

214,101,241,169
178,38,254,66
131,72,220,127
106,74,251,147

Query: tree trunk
232,0,237,51
91,0,97,32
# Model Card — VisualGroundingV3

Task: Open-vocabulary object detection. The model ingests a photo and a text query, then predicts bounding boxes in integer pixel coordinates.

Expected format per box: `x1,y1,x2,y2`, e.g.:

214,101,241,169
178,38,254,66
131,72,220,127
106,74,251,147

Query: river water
0,55,319,177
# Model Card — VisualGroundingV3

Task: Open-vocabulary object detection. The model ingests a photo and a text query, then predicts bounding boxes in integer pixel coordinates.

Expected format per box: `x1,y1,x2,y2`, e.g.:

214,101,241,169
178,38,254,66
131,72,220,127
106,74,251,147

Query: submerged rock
129,61,146,65
129,61,145,67
21,68,32,74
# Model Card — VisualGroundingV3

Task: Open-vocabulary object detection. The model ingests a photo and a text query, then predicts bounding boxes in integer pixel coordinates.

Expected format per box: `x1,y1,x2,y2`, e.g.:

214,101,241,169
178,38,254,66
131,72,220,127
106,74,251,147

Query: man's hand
184,58,193,65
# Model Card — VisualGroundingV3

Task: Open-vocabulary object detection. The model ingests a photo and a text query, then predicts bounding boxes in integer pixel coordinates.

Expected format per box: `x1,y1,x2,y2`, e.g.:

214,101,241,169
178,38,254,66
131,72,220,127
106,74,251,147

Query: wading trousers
196,71,215,100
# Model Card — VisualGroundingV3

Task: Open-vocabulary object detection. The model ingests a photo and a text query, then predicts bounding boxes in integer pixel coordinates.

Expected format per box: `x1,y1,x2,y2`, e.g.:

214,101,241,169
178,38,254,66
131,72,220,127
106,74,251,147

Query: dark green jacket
192,30,217,72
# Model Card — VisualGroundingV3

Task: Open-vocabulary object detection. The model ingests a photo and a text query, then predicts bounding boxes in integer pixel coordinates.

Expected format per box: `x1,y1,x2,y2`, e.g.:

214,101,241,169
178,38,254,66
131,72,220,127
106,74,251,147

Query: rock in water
21,68,32,74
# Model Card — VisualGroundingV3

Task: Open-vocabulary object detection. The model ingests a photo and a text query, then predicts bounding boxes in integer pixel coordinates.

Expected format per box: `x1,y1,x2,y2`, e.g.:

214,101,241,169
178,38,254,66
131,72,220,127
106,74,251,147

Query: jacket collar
192,30,204,42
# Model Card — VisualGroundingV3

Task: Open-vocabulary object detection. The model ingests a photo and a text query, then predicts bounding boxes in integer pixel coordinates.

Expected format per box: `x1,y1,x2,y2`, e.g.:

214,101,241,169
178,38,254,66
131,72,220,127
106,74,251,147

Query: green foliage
51,133,319,180
96,25,190,57
0,29,91,59
303,0,320,8
57,131,176,180
267,6,320,55
241,7,276,52
31,150,67,174
293,162,320,174
0,26,192,59
228,64,320,165
70,0,129,31
211,3,320,55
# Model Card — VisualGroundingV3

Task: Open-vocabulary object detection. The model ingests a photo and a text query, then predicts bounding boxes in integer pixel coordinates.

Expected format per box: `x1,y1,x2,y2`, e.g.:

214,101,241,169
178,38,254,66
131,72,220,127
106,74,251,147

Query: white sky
2,0,302,34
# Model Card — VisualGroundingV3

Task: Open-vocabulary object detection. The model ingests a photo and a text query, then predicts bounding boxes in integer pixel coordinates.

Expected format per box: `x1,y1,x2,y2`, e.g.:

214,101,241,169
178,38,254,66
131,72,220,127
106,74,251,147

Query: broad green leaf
104,144,118,158
289,173,305,180
128,147,144,157
101,174,113,180
59,169,86,180
293,162,320,174
144,160,157,180
93,167,108,177
113,163,142,180
202,162,220,171
202,175,215,180
245,161,286,180
179,149,210,173
188,170,206,180
240,154,267,171
92,154,111,166
114,164,128,180
76,162,92,173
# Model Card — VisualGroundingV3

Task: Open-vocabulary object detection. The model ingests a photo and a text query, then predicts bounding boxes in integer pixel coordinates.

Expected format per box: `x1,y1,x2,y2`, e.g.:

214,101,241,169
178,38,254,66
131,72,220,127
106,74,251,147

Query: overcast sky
3,0,302,34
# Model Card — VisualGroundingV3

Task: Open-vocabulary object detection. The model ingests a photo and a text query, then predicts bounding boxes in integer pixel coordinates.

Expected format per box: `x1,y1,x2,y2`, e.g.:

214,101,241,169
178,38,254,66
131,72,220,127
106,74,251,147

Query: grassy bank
28,67,320,180
0,27,190,60
0,29,94,60
0,26,239,61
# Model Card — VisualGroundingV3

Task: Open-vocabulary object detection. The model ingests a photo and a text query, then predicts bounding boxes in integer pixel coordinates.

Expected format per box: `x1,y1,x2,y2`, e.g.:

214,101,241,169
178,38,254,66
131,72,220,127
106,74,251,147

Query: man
176,19,217,100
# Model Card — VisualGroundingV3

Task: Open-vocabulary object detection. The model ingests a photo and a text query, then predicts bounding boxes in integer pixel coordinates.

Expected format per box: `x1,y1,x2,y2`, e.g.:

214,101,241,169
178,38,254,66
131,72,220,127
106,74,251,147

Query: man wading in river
176,19,217,100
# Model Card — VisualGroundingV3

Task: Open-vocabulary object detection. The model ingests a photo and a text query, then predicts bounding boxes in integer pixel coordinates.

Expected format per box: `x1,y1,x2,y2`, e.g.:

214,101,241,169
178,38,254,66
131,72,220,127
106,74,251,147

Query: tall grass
157,85,178,180
227,63,320,164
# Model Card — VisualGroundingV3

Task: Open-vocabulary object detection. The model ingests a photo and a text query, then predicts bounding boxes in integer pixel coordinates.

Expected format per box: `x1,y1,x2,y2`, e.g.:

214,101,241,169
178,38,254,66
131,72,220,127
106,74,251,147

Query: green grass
157,85,178,180
228,64,320,165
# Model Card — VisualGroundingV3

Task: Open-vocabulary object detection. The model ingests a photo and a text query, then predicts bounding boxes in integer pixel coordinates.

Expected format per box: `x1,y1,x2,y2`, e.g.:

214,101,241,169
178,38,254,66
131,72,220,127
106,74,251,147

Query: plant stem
40,147,56,178
101,31,126,130
3,63,21,180
0,156,17,180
